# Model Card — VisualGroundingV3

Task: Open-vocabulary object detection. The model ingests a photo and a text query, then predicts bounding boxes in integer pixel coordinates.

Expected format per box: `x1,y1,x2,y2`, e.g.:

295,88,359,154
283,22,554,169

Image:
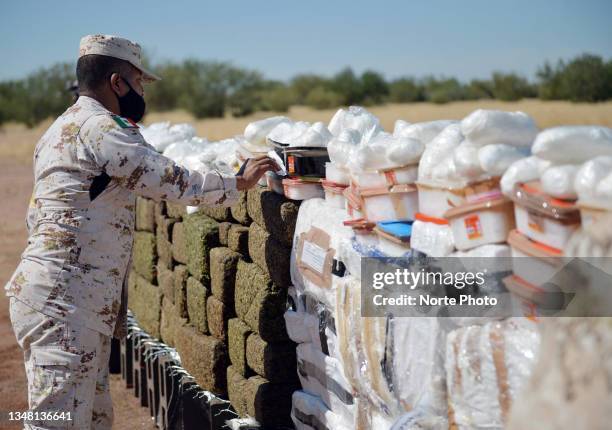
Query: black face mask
117,78,146,123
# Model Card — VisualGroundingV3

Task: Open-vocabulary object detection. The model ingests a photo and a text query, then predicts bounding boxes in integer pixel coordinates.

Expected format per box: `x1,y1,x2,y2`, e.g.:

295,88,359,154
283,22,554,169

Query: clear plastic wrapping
445,318,540,430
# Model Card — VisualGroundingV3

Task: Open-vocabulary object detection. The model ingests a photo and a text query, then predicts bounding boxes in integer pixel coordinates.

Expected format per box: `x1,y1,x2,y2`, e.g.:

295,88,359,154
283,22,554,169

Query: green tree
423,77,466,104
491,72,536,101
464,79,494,100
305,86,343,109
388,77,425,103
290,74,328,104
537,60,566,100
559,54,612,102
360,70,389,105
329,67,363,105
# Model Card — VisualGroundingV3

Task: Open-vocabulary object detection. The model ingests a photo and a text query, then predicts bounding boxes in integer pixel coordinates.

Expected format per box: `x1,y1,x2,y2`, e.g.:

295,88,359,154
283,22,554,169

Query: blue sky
1,0,611,82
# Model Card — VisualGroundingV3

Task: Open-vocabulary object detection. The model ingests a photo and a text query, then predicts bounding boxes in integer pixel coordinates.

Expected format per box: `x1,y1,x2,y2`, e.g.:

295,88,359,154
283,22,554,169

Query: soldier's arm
80,114,239,207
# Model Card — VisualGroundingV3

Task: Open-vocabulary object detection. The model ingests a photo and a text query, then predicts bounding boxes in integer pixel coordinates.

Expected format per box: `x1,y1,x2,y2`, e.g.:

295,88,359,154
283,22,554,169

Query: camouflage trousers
9,297,113,429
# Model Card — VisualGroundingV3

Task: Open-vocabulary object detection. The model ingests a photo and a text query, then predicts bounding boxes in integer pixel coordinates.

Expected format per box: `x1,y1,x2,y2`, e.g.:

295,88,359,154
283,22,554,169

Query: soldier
5,34,277,429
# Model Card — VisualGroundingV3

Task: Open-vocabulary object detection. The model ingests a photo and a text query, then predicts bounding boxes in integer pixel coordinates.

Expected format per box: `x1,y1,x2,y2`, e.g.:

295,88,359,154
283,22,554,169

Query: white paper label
301,240,327,275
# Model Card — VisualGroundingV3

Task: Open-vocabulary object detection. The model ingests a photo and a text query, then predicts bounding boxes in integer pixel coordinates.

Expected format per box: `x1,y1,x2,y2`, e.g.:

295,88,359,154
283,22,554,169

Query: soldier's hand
235,156,280,191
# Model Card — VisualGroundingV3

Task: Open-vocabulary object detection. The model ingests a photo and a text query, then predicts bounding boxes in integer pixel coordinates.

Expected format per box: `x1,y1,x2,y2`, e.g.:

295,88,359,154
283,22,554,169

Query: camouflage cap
79,34,161,83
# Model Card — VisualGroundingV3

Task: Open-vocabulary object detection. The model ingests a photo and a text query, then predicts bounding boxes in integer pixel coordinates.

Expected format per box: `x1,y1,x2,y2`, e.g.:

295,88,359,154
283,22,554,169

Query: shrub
305,86,343,110
389,78,425,102
491,72,536,101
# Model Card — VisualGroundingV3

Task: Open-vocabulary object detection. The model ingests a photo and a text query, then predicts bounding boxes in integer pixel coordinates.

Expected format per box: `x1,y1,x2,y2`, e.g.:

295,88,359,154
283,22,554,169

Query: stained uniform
6,36,239,429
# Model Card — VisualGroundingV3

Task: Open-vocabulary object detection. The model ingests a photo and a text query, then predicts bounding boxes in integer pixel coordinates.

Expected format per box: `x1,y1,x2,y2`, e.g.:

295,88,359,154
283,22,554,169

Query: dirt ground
0,160,156,428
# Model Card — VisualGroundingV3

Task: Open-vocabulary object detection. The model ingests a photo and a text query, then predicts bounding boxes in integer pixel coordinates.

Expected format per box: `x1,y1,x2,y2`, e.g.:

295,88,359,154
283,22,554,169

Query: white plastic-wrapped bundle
418,124,465,188
575,156,612,205
162,136,209,161
532,126,612,164
507,318,612,430
461,110,538,147
393,120,411,136
390,409,448,430
328,106,382,138
244,116,291,145
390,318,449,417
285,287,316,345
500,156,552,196
478,144,527,176
140,122,196,152
410,220,455,257
454,141,486,182
394,120,456,146
350,132,424,172
297,342,356,424
291,390,353,430
293,122,333,147
328,129,362,168
268,120,309,143
445,318,540,430
290,198,353,307
540,164,580,200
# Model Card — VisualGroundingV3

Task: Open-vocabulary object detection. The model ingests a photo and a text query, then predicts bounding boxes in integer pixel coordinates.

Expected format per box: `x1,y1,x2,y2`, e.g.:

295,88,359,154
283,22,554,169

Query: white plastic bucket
361,184,418,222
322,180,347,209
577,201,610,228
416,183,466,219
282,179,324,201
325,162,350,185
507,229,563,288
511,181,580,251
351,164,418,189
445,198,515,251
514,205,578,251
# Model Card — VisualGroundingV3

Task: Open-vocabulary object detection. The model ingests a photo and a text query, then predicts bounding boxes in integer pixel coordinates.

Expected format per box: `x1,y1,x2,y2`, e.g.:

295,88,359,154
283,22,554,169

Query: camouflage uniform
6,94,239,428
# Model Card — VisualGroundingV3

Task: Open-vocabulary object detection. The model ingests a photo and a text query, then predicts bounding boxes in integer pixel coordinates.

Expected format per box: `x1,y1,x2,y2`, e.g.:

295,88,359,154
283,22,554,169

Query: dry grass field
2,99,612,165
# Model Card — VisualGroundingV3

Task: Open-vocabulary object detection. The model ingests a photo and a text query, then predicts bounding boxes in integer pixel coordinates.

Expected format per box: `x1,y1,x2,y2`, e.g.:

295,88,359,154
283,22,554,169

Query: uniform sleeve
80,114,239,207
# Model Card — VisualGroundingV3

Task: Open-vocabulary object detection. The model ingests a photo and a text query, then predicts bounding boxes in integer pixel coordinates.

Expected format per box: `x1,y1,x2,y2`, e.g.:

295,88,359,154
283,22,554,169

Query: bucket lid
577,199,612,211
282,178,322,186
507,229,563,258
375,221,412,241
511,181,580,221
343,187,363,209
503,274,546,302
343,218,376,232
415,212,449,225
321,179,349,190
360,183,417,197
444,197,513,219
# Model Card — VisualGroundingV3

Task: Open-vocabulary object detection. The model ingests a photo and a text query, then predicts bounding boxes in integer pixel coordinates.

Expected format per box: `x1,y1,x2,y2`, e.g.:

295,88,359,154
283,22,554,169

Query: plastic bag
478,144,528,176
410,220,455,257
454,140,486,181
351,132,424,172
328,129,362,168
500,155,551,196
140,122,196,152
267,120,307,143
291,122,333,148
328,106,382,138
394,120,456,146
244,116,291,145
393,119,411,136
574,155,612,204
418,124,464,187
461,109,538,147
532,126,612,164
540,164,580,200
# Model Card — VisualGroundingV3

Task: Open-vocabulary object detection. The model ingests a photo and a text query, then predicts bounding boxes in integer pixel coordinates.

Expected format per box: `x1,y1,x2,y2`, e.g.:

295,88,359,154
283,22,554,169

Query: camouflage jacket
5,96,239,336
